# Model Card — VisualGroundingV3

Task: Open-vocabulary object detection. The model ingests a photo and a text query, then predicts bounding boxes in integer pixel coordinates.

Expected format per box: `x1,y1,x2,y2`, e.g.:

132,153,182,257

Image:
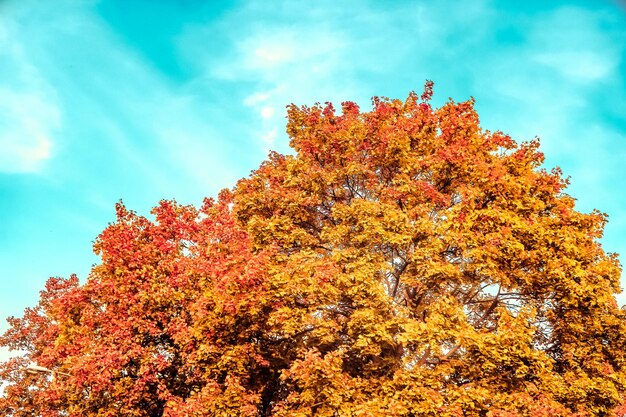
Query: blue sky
0,0,625,356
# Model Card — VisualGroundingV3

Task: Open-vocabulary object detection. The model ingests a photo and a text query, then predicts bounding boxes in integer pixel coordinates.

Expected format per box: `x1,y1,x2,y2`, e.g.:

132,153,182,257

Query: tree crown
1,85,625,417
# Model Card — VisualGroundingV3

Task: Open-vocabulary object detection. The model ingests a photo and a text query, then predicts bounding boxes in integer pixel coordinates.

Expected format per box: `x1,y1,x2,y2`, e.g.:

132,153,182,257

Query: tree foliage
2,84,626,416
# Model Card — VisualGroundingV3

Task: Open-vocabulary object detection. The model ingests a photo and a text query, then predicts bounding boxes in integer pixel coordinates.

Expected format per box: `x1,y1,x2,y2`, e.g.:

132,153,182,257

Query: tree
1,83,625,416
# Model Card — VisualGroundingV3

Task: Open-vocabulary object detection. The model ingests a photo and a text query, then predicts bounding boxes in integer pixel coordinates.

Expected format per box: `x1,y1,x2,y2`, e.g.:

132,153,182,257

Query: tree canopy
2,84,625,416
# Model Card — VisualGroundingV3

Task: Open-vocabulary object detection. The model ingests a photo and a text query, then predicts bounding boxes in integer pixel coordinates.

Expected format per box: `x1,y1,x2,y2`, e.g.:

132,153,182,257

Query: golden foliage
1,84,625,416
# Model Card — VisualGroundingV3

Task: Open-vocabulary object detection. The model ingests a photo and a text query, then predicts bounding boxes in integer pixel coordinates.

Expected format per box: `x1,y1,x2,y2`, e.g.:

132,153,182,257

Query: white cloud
534,51,615,81
0,90,58,173
3,0,245,193
253,44,294,66
209,26,354,149
473,5,624,153
260,106,275,119
178,0,499,150
262,128,277,145
243,90,272,106
529,6,621,83
0,14,61,174
243,89,277,121
231,27,346,79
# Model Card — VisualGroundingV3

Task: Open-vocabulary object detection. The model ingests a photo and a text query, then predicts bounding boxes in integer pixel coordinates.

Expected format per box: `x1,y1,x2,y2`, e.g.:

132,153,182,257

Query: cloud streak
0,17,61,173
0,91,57,173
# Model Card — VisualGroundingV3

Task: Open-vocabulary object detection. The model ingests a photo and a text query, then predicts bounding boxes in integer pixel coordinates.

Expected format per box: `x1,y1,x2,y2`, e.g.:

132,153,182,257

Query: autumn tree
1,83,626,416
0,196,278,416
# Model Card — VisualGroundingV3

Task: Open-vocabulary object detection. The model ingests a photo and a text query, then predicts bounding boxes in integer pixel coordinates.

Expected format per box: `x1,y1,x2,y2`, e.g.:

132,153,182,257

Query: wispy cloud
2,0,250,197
178,3,368,151
0,17,61,173
529,6,621,83
0,91,57,173
223,27,351,149
178,0,502,150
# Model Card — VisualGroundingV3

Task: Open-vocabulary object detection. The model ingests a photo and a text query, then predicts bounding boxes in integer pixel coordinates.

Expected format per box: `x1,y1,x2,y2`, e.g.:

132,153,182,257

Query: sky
0,0,625,361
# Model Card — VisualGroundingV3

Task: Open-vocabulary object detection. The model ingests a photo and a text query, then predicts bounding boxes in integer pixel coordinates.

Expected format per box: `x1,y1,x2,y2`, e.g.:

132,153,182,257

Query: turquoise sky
1,0,625,355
